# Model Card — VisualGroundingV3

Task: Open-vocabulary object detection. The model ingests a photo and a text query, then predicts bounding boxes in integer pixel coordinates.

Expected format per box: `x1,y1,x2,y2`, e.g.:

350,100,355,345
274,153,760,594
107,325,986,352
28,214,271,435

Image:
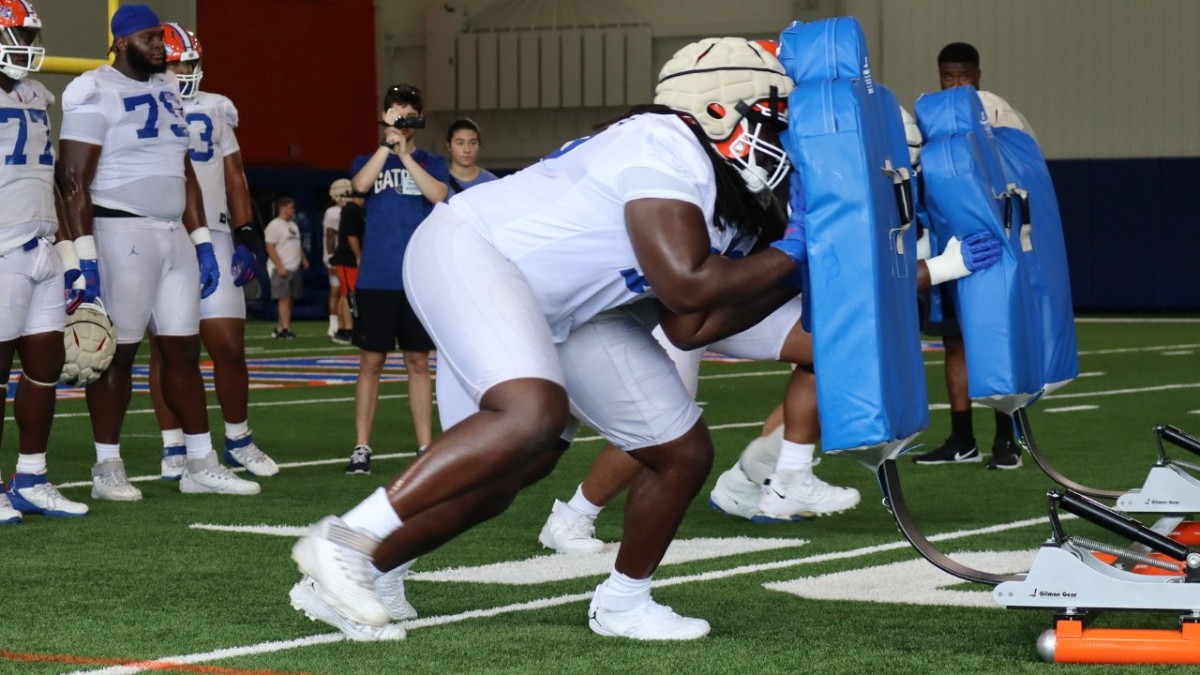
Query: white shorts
94,217,200,344
559,305,701,451
653,294,804,397
404,205,564,411
199,229,247,321
0,237,65,342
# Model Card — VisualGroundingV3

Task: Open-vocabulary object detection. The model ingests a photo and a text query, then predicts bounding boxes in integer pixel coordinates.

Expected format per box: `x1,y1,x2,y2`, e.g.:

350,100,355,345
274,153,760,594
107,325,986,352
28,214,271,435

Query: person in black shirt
329,193,365,346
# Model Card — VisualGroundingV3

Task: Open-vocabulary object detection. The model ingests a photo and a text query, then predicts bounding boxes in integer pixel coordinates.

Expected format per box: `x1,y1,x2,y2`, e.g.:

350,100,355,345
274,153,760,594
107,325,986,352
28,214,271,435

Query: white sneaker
291,515,390,627
180,453,261,495
224,437,280,477
587,585,710,640
0,494,22,524
538,499,603,554
161,445,186,481
707,463,762,520
91,459,143,501
290,575,406,642
7,475,89,517
374,564,418,621
754,467,860,522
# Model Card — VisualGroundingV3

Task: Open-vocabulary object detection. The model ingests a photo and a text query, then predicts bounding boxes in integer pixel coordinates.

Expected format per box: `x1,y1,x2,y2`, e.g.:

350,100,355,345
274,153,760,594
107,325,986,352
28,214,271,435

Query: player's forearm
53,184,76,242
351,147,391,194
182,158,207,233
349,237,361,261
223,152,253,225
658,284,798,350
656,249,797,315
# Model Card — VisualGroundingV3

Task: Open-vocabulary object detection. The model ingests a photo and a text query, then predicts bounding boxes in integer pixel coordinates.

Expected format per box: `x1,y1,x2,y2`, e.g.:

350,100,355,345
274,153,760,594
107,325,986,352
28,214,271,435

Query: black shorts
352,288,435,353
918,285,962,338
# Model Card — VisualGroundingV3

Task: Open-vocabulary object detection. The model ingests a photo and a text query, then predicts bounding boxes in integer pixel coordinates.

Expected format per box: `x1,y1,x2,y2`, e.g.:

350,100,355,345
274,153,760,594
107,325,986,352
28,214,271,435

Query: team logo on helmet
0,0,44,80
163,22,203,98
655,37,795,193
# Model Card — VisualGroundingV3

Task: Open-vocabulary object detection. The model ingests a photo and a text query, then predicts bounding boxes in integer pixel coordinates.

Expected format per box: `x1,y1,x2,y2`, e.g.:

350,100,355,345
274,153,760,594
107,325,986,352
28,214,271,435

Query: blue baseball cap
111,4,160,38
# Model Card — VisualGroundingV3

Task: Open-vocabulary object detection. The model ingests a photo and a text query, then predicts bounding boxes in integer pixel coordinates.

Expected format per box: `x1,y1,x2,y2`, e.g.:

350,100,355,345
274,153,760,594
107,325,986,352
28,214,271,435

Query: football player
290,37,812,642
0,0,89,523
323,179,352,343
146,22,279,481
56,4,259,501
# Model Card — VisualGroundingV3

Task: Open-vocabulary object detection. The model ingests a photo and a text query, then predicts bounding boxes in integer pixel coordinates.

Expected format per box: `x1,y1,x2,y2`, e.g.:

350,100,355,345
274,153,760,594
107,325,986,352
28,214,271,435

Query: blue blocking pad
993,127,1079,392
915,86,1044,411
780,19,927,461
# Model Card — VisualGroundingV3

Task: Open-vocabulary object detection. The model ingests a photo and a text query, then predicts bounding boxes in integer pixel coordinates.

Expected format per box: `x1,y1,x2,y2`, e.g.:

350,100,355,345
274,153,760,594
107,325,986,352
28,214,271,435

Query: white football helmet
163,22,203,99
655,37,795,193
60,302,116,387
0,0,45,81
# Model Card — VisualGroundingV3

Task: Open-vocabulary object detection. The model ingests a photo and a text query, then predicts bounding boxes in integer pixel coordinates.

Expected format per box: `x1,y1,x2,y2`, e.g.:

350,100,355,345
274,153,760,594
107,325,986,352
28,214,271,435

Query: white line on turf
69,514,1065,674
1163,351,1194,356
1044,405,1100,413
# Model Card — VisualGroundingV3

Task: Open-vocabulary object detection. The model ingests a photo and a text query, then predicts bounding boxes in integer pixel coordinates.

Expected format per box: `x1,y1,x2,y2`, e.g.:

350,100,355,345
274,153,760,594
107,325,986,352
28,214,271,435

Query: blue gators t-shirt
352,148,449,290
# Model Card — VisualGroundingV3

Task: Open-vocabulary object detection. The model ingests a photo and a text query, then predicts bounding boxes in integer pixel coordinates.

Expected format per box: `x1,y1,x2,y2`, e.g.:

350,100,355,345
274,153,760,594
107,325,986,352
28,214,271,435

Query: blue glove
769,171,808,288
230,244,257,287
79,258,102,303
196,242,220,299
960,231,1003,272
63,268,84,314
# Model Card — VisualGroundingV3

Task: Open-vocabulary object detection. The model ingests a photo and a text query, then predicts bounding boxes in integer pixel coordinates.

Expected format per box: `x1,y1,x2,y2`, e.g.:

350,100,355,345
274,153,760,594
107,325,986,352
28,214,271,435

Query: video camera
380,117,426,130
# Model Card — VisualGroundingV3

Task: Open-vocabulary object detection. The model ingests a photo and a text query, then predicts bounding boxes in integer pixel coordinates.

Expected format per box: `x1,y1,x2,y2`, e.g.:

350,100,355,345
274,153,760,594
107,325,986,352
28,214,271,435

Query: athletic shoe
180,453,261,495
272,328,296,340
224,433,280,477
537,499,603,554
708,463,762,520
987,440,1023,470
161,444,187,481
345,445,372,475
7,473,89,517
331,330,353,346
91,459,143,501
290,575,406,642
291,515,390,627
374,564,418,621
910,437,981,465
754,468,860,522
587,585,710,640
0,494,23,524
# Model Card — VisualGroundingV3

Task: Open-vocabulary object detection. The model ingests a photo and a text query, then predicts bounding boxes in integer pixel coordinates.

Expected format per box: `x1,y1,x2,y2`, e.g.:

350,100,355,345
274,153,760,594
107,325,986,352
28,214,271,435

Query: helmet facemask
163,22,203,98
0,24,44,80
712,92,790,194
173,59,202,98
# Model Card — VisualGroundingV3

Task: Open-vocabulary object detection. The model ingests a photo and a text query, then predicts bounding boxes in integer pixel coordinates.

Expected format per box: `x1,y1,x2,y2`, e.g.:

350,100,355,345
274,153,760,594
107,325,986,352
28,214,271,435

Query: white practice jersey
448,113,755,342
977,90,1034,137
322,204,340,264
0,78,57,253
182,91,241,233
60,66,190,220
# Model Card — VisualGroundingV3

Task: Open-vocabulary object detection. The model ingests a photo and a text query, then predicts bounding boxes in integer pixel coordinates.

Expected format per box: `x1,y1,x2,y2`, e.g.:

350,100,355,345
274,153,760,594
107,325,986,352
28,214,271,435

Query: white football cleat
224,435,280,477
180,453,261,495
707,462,762,520
374,563,418,621
91,459,143,502
0,494,23,524
753,467,860,522
292,515,390,627
588,585,710,640
290,575,406,642
538,499,603,554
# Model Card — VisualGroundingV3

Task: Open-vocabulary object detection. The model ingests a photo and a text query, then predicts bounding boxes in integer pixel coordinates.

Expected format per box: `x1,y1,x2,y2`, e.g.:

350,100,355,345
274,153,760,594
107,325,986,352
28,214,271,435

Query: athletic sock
994,410,1014,443
950,410,975,446
343,487,404,540
183,433,214,461
600,569,652,610
775,441,816,474
328,315,338,333
567,484,603,518
15,452,47,475
161,428,185,448
224,420,250,440
95,442,121,463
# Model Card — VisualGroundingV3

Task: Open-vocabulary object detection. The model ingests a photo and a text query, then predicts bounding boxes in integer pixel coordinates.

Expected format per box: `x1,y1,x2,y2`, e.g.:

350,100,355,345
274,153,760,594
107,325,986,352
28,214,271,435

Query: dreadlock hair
594,104,786,245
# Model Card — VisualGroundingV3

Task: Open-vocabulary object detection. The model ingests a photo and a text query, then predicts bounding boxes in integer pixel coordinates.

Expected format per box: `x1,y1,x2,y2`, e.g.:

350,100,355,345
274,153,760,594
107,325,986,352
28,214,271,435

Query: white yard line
67,514,1060,675
1044,405,1099,413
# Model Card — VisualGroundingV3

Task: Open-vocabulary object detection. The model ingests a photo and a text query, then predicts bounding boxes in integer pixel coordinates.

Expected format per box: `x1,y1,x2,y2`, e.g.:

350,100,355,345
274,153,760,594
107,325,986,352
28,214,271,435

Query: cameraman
345,84,449,474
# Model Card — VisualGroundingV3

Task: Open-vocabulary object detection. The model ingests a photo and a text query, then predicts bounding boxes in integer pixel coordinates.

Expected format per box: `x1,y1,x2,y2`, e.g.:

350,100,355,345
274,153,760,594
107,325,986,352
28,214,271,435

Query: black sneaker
987,440,1023,470
912,437,981,465
272,328,296,340
345,444,372,475
330,330,353,346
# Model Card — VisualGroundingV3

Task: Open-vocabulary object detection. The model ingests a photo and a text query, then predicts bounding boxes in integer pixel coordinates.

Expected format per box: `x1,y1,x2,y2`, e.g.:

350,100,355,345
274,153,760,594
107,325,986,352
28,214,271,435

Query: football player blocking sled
774,17,1200,666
